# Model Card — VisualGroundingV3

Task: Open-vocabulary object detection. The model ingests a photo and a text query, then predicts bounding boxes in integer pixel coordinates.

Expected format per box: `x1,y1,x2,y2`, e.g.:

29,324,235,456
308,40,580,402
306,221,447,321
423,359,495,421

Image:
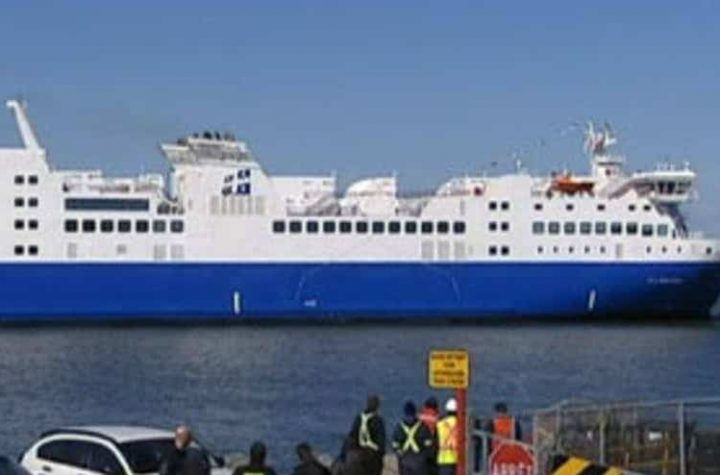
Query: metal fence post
678,401,686,475
599,412,606,466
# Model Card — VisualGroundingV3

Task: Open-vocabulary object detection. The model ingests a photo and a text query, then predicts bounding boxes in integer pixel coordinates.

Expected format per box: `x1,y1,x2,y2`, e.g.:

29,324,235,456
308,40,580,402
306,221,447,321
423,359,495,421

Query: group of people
160,397,519,475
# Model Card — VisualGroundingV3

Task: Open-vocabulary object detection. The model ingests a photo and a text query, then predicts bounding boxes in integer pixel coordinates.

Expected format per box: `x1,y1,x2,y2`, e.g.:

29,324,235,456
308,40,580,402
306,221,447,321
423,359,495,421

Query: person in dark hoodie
347,394,386,475
159,425,210,475
232,441,277,475
292,443,330,475
392,401,435,475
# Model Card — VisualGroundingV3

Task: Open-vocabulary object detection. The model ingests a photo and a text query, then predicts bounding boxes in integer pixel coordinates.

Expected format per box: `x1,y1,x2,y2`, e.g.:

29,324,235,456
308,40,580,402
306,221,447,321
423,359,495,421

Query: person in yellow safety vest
348,394,386,475
392,400,435,475
436,398,459,475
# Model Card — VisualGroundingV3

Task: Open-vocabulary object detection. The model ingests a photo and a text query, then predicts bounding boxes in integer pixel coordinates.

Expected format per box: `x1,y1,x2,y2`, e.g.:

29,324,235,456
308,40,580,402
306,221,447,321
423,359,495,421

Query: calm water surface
1,323,719,471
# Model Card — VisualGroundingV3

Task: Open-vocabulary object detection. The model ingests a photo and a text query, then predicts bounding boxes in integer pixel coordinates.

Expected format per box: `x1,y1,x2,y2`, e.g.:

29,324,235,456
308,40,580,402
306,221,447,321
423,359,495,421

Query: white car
20,426,230,475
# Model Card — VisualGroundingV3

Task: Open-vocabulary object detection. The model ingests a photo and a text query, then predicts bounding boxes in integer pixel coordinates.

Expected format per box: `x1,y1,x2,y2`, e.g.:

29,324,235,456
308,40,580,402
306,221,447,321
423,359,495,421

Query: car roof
42,425,174,444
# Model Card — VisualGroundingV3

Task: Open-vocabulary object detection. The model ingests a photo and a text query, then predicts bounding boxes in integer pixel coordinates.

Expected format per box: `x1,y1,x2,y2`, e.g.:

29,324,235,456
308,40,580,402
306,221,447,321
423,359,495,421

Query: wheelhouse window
65,198,150,211
82,219,96,233
289,221,302,234
323,221,336,234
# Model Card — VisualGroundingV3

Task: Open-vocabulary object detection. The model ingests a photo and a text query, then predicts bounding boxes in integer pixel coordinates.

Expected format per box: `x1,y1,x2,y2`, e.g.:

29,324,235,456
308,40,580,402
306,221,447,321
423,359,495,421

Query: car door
28,438,126,475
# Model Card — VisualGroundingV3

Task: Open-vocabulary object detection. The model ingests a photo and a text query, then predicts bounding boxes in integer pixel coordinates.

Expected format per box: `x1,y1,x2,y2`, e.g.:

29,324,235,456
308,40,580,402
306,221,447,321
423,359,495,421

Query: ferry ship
1,99,718,321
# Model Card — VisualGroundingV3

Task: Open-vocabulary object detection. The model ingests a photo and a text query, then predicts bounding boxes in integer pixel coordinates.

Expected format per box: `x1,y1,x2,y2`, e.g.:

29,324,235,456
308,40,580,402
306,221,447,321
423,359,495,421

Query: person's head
403,400,417,418
174,425,192,450
445,398,457,415
366,394,380,413
249,441,267,466
423,397,438,411
296,442,313,463
494,402,508,415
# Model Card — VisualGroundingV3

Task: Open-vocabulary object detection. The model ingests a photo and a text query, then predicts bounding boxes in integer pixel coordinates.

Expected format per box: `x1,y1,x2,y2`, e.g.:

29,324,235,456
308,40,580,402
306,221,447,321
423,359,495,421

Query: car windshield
118,439,176,474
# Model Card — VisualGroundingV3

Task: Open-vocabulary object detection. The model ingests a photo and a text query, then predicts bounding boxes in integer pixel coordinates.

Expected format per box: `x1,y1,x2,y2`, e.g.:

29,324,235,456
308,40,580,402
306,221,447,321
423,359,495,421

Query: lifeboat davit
550,174,594,195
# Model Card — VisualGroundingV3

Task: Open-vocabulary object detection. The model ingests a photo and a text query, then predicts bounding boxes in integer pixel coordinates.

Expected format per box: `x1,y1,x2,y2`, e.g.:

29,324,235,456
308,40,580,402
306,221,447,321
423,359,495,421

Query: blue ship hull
0,261,718,321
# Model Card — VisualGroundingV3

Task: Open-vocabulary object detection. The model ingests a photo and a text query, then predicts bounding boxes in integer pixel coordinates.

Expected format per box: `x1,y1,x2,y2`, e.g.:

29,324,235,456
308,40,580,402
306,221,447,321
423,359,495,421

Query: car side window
37,440,92,468
87,444,125,475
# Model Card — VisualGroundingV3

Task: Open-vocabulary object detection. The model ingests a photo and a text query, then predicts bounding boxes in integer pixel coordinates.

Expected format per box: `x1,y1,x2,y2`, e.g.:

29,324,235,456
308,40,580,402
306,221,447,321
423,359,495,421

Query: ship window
580,222,592,235
553,246,559,254
646,246,652,254
170,220,184,233
537,246,543,254
153,220,166,233
641,224,653,237
489,201,497,211
564,222,576,235
157,203,171,215
566,203,574,211
135,220,149,233
501,201,510,211
626,222,638,235
707,247,713,255
534,203,543,211
14,245,24,256
28,197,38,207
488,222,497,232
662,246,668,253
421,221,433,234
548,222,560,235
453,222,466,234
437,221,449,234
118,220,131,233
610,222,622,235
597,203,606,211
595,222,607,235
584,246,591,254
657,224,669,237
677,246,682,254
489,246,497,256
600,246,606,254
14,197,24,207
14,219,24,230
323,221,336,234
28,245,38,256
500,222,510,232
339,221,352,234
568,246,574,254
643,204,651,212
272,221,285,233
28,220,38,230
372,221,385,234
306,221,319,234
532,222,545,234
388,221,401,234
28,175,38,185
82,219,96,233
289,220,302,233
356,221,368,234
100,220,114,233
628,204,636,211
65,219,78,233
501,246,509,255
405,221,417,234
65,198,150,212
14,175,24,185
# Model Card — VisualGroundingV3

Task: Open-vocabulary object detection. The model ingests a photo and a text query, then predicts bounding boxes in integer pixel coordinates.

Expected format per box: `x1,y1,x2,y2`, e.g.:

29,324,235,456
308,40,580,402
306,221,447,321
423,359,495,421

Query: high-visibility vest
437,415,458,465
358,412,380,451
398,421,421,454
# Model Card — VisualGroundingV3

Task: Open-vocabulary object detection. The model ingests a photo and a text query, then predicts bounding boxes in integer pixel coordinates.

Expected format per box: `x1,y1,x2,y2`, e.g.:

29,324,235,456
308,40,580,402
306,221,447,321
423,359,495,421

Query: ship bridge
160,131,252,165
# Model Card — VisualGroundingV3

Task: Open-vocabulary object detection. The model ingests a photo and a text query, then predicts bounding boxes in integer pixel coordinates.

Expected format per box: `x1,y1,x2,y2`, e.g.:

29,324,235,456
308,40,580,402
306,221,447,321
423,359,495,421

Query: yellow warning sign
428,349,470,389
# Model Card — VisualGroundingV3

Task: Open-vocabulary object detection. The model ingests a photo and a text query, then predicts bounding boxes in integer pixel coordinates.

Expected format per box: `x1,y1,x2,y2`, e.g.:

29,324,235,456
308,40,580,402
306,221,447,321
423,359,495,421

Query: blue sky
0,1,718,230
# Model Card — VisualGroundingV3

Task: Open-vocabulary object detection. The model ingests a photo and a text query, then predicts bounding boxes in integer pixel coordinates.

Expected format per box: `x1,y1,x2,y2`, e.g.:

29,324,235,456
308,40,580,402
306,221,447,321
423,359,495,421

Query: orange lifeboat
550,174,594,195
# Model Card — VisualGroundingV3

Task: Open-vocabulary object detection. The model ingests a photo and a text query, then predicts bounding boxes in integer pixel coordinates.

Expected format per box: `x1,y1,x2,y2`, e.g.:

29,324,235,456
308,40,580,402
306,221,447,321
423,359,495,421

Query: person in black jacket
233,441,277,475
347,394,386,475
392,401,435,475
292,442,330,475
159,425,210,475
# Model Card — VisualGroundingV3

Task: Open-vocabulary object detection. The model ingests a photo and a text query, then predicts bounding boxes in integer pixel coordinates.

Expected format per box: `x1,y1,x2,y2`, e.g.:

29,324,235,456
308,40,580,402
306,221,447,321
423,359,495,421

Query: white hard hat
445,397,458,412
